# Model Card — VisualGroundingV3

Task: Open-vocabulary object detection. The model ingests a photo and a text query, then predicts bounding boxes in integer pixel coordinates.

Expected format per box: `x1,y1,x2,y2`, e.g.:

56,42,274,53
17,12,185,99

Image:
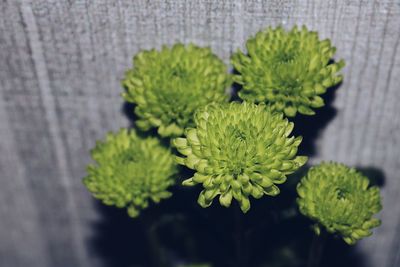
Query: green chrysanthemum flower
173,102,307,213
231,26,345,117
297,162,382,245
83,129,177,218
122,44,231,137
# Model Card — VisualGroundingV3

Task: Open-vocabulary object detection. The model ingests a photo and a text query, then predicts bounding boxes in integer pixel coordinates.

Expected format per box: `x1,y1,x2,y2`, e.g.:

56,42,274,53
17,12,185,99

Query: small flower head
173,102,307,213
122,44,231,137
83,129,177,218
232,26,345,117
297,162,382,245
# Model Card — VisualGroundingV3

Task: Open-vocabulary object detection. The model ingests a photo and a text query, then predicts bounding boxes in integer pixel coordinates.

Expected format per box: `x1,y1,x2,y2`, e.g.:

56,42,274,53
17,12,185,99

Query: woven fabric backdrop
1,1,399,267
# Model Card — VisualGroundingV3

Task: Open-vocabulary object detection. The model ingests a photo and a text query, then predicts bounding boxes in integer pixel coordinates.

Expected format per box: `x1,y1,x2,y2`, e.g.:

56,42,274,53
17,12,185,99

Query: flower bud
83,129,177,218
123,44,231,137
297,162,382,244
231,26,345,117
174,102,307,213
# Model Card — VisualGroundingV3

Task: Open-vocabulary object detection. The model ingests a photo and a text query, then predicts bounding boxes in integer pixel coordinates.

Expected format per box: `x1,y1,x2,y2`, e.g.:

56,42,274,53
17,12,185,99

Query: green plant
122,43,231,137
231,26,345,117
297,162,382,245
173,101,307,213
84,26,382,267
83,129,177,218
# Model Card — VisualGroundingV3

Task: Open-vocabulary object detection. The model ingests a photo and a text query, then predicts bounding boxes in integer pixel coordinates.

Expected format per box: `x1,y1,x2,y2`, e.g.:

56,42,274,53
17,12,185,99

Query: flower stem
142,215,167,267
234,206,245,267
307,231,326,267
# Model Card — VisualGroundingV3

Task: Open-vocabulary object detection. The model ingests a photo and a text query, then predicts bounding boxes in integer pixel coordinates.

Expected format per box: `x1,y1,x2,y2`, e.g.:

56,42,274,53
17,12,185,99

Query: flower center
120,151,138,164
171,68,186,78
169,64,195,83
275,50,298,64
230,162,246,176
335,188,348,200
233,129,247,142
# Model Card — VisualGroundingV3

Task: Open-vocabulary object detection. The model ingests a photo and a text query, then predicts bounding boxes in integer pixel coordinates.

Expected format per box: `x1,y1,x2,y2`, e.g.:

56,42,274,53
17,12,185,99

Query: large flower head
231,26,345,117
173,102,307,213
297,162,382,244
83,129,177,218
122,44,231,137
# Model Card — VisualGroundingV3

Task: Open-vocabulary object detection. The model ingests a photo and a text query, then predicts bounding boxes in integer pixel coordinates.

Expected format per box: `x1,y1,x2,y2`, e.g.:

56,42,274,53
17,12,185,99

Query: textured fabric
0,1,399,266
